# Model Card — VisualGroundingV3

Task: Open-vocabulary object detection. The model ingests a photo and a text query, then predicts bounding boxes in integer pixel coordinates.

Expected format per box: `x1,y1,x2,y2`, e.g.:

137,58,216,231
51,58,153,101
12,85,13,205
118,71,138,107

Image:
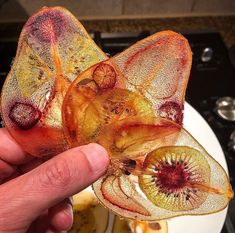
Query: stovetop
0,30,235,232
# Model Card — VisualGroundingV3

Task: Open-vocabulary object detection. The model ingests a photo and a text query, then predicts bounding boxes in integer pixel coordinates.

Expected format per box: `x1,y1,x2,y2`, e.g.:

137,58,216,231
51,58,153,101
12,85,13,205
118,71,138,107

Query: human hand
0,128,109,233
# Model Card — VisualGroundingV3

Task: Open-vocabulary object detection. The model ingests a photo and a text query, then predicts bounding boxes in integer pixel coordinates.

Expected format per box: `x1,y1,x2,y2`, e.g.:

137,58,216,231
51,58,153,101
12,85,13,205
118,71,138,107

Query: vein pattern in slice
1,7,107,157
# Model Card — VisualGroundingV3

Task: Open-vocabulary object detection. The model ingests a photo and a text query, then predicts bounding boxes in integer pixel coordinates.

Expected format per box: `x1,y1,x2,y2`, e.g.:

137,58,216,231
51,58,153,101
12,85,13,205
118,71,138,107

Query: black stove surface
0,30,235,232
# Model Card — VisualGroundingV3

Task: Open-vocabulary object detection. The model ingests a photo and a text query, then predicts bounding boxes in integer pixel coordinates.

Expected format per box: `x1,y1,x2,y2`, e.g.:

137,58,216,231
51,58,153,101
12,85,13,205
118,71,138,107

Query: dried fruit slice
64,85,181,160
63,31,192,131
93,117,233,221
97,116,181,159
82,89,154,142
63,84,155,147
112,31,192,124
62,61,124,147
99,175,150,216
139,146,211,211
93,175,152,219
1,7,107,157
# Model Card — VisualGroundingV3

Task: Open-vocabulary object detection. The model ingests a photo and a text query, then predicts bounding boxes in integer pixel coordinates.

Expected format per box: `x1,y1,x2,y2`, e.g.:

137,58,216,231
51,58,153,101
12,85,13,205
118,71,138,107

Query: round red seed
158,101,183,124
93,63,116,89
9,102,41,130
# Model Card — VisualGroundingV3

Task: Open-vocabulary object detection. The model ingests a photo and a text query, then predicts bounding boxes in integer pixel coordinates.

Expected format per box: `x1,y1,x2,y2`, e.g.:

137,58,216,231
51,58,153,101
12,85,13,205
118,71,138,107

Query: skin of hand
0,128,110,233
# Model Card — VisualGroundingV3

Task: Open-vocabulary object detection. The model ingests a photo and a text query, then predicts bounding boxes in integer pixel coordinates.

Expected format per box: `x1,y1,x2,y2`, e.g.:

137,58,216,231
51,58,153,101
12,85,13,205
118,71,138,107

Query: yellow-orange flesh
63,31,192,151
1,6,107,157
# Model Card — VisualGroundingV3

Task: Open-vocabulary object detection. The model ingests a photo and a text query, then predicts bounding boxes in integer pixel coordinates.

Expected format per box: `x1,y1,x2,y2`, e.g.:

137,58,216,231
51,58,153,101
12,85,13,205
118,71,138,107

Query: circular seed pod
93,63,116,89
139,146,210,211
8,101,41,130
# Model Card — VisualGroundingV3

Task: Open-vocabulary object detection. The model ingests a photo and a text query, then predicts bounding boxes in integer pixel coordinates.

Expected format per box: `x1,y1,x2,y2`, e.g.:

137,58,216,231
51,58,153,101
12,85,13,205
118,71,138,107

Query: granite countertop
0,16,235,47
81,16,235,48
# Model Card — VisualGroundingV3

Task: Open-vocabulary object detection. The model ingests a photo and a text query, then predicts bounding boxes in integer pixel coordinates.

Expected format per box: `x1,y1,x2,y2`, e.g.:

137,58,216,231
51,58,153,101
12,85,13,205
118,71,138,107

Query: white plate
167,102,228,233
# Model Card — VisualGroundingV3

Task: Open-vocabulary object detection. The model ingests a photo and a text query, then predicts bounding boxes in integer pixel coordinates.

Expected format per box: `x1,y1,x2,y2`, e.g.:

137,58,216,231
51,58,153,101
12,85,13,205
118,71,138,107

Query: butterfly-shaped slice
63,30,192,149
113,30,192,124
1,7,107,157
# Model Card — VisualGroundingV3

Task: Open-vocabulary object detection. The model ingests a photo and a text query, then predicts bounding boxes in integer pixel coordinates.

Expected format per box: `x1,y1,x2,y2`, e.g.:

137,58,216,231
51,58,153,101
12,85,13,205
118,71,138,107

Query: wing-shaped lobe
1,7,107,157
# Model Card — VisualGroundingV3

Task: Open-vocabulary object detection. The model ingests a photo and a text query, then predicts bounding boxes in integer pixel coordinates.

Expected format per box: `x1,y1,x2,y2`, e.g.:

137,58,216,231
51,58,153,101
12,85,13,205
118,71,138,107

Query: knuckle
40,158,72,188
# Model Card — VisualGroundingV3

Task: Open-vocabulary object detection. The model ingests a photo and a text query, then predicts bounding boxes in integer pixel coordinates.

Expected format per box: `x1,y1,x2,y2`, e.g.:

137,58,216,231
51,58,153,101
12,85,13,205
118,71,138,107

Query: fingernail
80,143,109,174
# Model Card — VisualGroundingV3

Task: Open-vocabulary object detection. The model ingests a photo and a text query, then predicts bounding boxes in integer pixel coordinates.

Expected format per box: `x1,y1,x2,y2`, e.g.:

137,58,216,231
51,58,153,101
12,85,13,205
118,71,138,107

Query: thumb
0,143,109,230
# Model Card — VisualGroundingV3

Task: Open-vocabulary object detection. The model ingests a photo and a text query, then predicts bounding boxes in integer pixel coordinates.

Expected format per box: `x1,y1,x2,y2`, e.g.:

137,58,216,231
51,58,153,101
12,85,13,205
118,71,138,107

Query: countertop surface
0,15,235,48
81,16,235,48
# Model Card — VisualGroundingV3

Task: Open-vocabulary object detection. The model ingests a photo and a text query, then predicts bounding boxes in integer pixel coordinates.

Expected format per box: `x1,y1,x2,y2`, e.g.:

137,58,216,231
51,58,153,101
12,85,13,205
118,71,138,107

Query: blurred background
0,0,235,46
0,1,235,233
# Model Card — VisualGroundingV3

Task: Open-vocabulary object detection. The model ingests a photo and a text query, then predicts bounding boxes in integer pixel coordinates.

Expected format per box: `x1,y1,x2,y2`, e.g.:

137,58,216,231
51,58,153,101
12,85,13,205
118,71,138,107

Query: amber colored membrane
112,30,192,125
63,83,155,149
93,118,233,221
63,31,192,150
1,6,107,157
96,116,181,159
63,61,125,146
63,30,232,220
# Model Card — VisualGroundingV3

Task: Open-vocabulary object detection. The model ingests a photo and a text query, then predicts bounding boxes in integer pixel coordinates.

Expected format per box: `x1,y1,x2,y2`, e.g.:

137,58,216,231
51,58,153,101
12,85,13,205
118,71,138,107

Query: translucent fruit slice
63,61,124,146
93,175,152,219
1,6,107,157
63,71,155,147
93,117,233,221
113,30,192,124
82,88,154,142
63,31,192,133
139,146,211,211
99,175,150,216
97,116,181,159
63,76,181,159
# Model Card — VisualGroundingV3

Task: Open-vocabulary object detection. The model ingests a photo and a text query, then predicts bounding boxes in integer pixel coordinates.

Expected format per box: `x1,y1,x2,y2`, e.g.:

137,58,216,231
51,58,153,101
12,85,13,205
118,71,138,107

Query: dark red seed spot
158,101,183,124
27,9,65,43
93,63,116,89
9,102,41,130
156,163,190,192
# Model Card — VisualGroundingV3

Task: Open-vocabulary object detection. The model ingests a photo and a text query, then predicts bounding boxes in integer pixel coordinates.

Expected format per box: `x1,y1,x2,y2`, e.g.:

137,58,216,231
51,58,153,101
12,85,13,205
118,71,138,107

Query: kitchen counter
0,16,234,47
81,16,235,48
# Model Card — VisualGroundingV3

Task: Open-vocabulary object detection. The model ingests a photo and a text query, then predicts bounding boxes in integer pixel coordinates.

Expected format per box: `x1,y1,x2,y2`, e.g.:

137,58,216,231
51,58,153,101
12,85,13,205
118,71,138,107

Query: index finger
0,128,33,164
